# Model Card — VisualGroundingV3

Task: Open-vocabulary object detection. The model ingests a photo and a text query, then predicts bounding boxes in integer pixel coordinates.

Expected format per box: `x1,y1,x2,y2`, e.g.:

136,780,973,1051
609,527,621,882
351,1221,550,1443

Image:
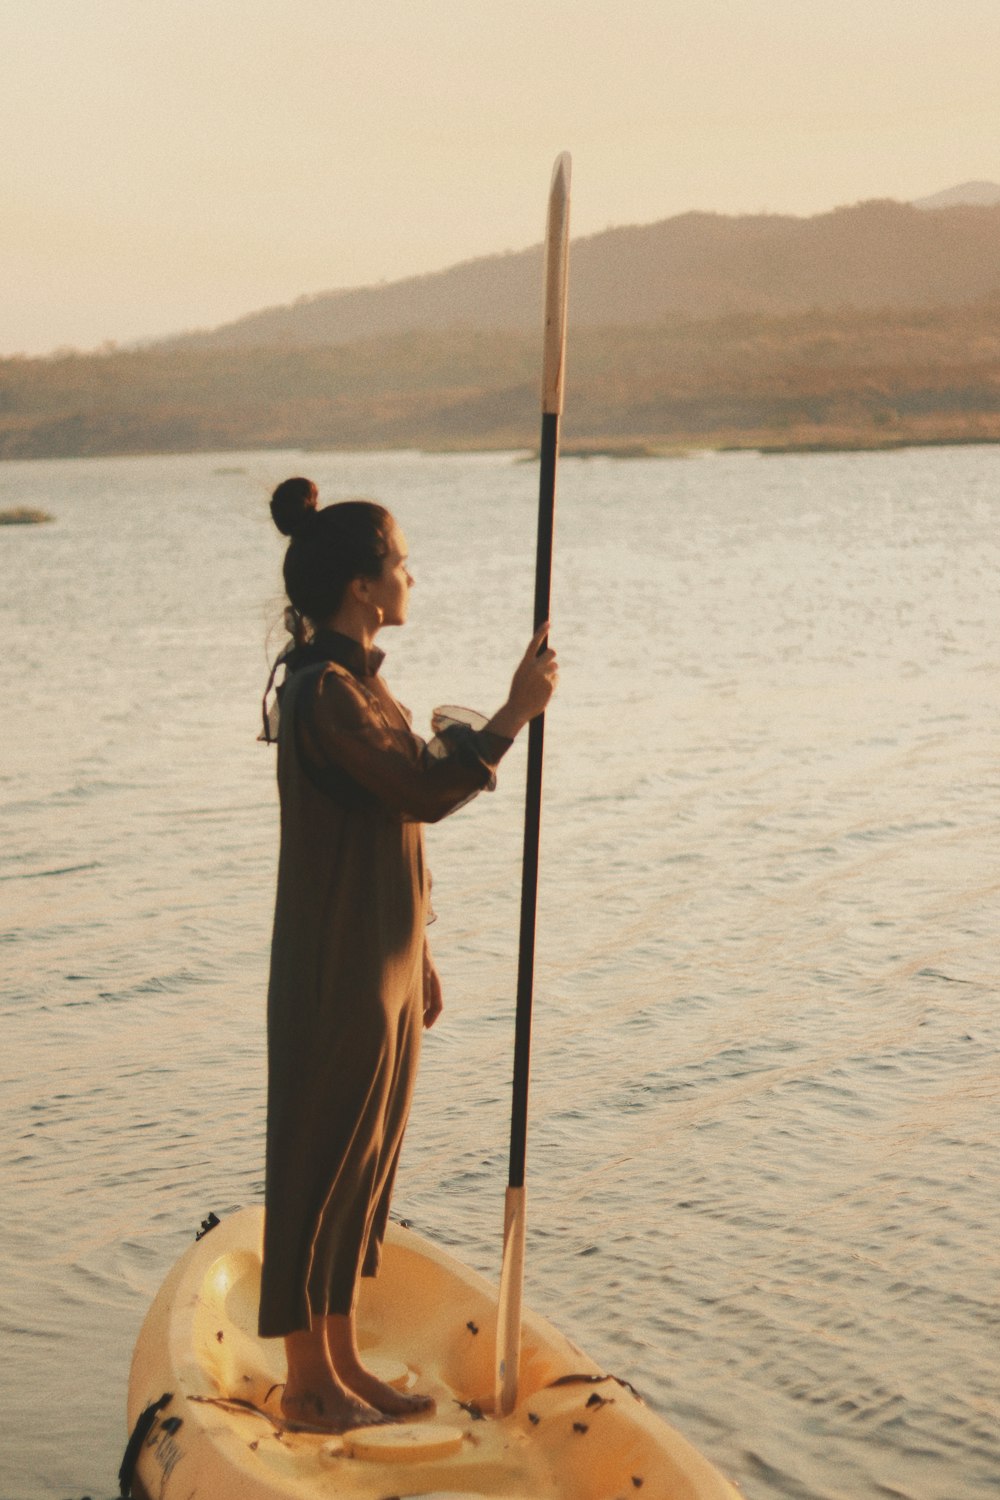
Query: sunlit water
1,446,997,1500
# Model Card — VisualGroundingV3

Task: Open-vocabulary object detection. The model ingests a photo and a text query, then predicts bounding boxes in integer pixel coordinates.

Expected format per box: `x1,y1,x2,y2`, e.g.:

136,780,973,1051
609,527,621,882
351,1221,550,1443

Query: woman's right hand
488,624,558,739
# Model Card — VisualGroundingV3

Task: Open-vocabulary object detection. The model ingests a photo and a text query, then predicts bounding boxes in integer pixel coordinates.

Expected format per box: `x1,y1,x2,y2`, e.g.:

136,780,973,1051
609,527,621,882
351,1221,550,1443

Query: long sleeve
298,663,510,824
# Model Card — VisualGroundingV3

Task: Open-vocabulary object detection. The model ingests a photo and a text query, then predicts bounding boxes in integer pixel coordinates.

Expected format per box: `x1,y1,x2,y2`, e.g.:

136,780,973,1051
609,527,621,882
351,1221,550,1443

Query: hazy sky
4,0,999,354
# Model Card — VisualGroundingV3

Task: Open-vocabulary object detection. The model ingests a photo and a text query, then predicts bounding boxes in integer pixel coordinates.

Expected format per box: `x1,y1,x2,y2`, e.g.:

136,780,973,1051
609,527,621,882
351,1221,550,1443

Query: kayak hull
126,1207,740,1499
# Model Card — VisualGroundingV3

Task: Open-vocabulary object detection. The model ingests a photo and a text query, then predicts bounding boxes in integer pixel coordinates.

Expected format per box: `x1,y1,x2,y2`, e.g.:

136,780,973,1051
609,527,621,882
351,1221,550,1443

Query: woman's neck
322,601,378,651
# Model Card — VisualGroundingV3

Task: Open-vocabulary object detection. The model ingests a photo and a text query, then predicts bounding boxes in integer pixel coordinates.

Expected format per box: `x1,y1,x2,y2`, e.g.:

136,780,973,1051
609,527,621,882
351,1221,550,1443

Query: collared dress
258,630,508,1337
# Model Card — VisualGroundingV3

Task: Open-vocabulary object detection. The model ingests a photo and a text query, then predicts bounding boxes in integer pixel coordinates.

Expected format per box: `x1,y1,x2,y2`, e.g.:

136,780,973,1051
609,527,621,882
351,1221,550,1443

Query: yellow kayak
124,1207,741,1500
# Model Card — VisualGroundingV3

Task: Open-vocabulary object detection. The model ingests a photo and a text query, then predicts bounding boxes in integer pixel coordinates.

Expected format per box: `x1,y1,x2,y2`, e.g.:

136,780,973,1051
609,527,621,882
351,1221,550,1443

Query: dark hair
270,476,318,535
270,477,393,634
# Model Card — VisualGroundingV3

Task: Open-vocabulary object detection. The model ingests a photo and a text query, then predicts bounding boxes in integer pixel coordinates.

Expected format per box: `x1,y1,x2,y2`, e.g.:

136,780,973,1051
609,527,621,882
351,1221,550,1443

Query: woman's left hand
423,947,443,1029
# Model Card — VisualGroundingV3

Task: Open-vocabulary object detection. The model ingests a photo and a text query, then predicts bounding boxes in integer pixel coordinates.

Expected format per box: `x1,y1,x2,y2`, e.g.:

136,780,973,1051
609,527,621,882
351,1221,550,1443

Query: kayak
124,1206,740,1500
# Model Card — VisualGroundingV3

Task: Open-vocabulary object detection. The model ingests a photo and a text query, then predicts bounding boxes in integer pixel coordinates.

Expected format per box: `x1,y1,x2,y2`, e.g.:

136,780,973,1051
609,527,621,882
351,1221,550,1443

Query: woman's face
367,521,414,628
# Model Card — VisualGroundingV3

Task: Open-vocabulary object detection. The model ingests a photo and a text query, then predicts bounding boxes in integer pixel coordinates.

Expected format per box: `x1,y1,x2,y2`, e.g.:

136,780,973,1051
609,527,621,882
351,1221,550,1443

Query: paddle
495,151,572,1418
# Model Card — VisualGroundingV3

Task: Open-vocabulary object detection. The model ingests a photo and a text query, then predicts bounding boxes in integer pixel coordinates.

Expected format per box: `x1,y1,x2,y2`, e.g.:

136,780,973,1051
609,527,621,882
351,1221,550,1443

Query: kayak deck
127,1207,741,1499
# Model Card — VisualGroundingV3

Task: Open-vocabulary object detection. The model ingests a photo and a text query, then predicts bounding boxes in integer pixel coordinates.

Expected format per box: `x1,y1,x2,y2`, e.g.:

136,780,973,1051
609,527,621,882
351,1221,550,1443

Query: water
1,446,997,1500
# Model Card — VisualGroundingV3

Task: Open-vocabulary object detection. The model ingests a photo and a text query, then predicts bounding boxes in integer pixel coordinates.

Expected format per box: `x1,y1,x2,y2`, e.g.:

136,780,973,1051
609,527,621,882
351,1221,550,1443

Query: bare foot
280,1387,395,1434
341,1365,436,1418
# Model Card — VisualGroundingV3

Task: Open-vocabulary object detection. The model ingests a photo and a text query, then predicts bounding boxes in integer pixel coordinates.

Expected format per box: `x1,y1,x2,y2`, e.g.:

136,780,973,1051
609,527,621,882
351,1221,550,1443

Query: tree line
3,301,1000,459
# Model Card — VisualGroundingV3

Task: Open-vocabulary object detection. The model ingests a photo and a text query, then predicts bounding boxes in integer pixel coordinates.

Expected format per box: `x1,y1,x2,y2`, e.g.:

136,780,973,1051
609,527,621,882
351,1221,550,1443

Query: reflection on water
1,447,997,1499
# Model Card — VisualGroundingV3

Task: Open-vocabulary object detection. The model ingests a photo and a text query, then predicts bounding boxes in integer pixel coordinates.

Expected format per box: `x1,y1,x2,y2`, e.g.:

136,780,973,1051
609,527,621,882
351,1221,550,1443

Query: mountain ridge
159,192,1000,352
912,180,1000,209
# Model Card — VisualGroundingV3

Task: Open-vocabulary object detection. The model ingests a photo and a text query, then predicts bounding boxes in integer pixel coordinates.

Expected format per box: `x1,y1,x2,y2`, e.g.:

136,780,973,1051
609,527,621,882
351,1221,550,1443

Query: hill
913,181,1000,209
161,198,1000,351
6,193,1000,460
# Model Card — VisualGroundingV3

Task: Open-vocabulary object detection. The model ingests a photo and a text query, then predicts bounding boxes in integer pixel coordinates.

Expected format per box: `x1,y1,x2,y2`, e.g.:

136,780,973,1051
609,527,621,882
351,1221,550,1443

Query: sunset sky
3,0,999,355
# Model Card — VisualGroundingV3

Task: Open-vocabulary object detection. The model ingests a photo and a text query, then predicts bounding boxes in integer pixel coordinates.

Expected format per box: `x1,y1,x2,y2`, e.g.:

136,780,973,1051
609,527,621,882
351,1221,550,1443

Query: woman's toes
281,1388,397,1434
343,1368,435,1417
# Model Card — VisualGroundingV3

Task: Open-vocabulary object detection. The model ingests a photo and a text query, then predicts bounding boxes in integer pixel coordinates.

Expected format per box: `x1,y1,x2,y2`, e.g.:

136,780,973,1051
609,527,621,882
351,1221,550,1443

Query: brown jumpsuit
258,630,506,1338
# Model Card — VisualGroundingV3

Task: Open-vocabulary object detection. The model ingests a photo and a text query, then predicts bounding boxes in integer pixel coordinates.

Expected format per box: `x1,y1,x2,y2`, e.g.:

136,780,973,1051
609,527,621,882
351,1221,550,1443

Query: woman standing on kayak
258,476,557,1433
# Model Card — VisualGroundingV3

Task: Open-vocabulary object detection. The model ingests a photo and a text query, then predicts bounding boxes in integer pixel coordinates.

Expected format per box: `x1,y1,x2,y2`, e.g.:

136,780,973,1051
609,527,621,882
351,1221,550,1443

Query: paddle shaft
507,148,569,1187
496,155,570,1419
507,409,559,1190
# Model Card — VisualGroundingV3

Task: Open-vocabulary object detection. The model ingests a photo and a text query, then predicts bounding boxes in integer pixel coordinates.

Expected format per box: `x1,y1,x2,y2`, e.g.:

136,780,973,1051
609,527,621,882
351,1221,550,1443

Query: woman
259,476,557,1433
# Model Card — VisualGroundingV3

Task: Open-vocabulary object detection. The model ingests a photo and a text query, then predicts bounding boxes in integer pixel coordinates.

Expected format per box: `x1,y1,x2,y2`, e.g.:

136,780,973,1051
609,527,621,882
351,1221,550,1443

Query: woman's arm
305,674,502,822
304,627,558,824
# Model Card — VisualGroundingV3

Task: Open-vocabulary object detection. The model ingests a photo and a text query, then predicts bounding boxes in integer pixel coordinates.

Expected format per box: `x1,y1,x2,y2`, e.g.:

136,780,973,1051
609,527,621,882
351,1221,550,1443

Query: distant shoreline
528,432,1000,459
3,430,1000,465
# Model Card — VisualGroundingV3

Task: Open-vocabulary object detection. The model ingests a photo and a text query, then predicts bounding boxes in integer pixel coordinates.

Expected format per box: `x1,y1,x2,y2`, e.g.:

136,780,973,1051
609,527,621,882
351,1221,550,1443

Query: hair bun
270,476,319,537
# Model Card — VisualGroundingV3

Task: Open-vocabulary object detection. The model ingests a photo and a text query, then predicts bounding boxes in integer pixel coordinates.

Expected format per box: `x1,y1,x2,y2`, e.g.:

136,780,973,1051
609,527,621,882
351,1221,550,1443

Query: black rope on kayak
195,1211,220,1241
118,1391,172,1498
545,1371,644,1402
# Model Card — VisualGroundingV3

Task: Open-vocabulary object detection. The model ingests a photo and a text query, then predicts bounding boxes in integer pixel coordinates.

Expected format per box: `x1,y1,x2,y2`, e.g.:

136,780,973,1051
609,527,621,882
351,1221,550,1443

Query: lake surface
1,445,997,1500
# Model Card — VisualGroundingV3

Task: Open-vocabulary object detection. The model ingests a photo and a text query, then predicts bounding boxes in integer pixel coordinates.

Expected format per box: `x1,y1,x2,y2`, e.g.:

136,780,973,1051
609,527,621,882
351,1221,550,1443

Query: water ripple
2,447,998,1499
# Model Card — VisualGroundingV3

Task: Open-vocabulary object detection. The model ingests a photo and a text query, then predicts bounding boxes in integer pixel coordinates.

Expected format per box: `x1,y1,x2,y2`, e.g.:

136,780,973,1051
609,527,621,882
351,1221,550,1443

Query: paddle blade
495,1184,526,1415
542,152,572,416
